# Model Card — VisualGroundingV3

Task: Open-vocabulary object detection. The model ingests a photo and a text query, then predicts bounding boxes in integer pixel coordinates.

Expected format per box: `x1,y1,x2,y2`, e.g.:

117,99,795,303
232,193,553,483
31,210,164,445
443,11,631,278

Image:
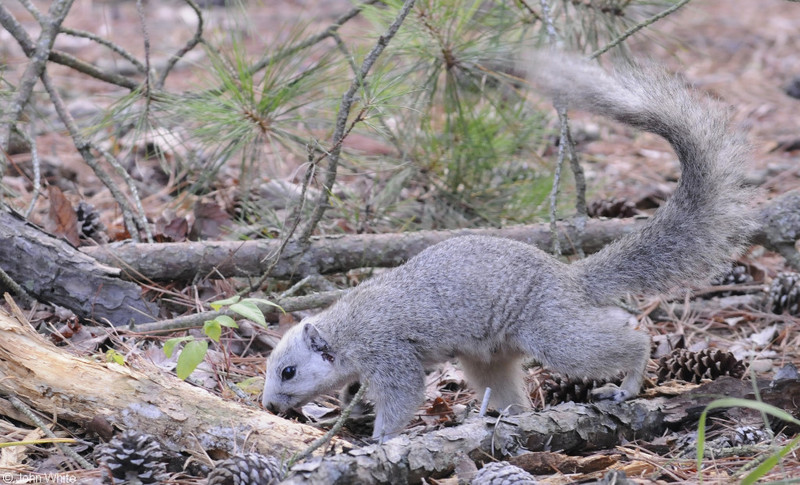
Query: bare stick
566,119,587,258
0,0,75,174
18,0,143,73
7,395,94,469
548,106,568,256
247,0,380,78
300,0,417,242
0,5,139,88
156,0,204,89
62,26,146,73
590,0,692,60
12,126,42,218
130,290,344,334
287,382,369,468
40,69,145,241
240,149,320,296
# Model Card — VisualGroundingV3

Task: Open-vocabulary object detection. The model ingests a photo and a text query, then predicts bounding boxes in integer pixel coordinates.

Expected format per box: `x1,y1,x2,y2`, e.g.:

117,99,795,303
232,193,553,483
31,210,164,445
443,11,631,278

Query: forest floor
1,0,800,483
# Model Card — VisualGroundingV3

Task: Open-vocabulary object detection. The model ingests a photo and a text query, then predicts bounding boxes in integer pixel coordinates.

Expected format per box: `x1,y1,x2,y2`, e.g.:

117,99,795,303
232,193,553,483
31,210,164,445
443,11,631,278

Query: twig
40,70,145,241
95,145,154,242
136,0,153,119
0,0,75,175
548,106,568,256
514,0,543,21
12,126,42,218
287,382,369,468
564,108,587,258
538,0,558,44
539,0,567,256
7,395,94,469
157,0,204,89
589,0,692,60
247,0,381,78
300,0,417,243
18,0,145,73
62,26,146,73
0,265,35,307
239,145,321,296
0,5,138,90
129,290,345,335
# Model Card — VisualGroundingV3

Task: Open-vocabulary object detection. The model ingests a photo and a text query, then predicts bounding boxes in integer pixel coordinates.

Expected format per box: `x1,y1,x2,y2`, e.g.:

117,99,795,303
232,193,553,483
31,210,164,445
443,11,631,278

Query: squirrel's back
527,52,757,303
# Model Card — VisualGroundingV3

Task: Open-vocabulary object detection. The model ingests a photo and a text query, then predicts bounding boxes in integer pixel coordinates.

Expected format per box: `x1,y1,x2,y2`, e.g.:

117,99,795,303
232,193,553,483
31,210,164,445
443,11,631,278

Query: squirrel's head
262,320,339,414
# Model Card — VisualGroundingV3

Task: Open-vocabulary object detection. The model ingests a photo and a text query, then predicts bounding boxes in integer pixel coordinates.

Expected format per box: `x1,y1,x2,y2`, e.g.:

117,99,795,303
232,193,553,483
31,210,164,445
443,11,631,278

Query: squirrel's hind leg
459,354,530,414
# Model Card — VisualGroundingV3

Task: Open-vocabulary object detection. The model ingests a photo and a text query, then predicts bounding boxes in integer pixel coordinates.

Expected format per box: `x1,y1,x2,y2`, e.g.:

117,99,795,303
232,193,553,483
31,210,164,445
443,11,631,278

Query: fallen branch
82,217,645,281
0,307,342,459
0,208,157,326
280,399,667,484
81,189,800,282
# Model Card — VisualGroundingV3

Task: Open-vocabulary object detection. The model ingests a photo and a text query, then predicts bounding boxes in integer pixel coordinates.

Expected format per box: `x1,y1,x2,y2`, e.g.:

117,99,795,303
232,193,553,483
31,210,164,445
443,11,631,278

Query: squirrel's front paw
590,383,631,402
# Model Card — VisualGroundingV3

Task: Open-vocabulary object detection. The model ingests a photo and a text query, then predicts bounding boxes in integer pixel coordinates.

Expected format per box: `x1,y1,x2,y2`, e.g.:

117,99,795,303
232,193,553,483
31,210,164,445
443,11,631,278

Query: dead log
82,217,647,281
0,208,157,326
81,190,800,282
280,399,667,485
0,306,343,458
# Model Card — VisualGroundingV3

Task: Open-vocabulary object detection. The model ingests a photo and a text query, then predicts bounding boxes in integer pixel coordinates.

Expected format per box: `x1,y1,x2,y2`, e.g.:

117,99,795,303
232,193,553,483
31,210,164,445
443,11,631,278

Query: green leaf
203,319,222,342
164,336,194,358
209,295,241,311
215,315,239,328
236,376,265,395
176,340,208,380
242,297,285,314
230,300,267,327
105,349,126,366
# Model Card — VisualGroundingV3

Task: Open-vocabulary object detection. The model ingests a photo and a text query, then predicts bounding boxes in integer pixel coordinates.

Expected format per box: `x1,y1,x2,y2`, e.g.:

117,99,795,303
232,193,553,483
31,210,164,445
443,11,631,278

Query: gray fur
262,52,756,442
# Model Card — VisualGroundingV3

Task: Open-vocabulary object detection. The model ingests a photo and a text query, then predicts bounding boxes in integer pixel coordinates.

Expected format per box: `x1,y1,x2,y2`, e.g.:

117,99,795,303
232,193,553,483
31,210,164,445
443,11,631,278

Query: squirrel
261,51,756,442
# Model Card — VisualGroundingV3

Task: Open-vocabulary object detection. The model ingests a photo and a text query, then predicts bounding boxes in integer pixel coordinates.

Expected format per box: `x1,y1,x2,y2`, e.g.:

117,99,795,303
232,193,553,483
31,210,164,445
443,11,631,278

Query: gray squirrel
262,52,756,442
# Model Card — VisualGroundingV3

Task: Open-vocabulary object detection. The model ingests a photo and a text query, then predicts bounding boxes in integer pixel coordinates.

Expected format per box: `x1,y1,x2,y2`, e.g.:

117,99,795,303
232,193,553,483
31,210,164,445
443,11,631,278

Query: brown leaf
190,200,231,240
45,185,80,246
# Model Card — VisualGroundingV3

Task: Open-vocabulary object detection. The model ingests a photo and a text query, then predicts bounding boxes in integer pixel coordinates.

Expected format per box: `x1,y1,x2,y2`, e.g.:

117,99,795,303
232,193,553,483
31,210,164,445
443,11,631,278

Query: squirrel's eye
281,366,296,381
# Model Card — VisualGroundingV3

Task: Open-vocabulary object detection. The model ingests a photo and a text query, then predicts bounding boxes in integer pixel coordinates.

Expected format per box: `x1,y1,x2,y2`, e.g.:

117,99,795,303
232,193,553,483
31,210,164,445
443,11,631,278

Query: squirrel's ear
303,322,331,354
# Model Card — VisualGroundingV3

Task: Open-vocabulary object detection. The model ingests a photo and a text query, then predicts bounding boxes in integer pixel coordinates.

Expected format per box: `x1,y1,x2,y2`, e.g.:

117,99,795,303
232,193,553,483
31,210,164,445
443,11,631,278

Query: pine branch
300,0,418,243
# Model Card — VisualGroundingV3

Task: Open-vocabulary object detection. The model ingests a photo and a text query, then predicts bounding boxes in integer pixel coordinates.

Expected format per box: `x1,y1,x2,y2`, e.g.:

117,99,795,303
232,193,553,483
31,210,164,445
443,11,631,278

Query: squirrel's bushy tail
527,52,757,303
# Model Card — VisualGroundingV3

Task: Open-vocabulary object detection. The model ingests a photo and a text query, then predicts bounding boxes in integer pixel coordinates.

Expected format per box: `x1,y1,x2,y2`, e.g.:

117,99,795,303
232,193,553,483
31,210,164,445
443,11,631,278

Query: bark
81,217,646,281
280,399,667,484
0,307,341,458
0,208,157,326
80,190,800,282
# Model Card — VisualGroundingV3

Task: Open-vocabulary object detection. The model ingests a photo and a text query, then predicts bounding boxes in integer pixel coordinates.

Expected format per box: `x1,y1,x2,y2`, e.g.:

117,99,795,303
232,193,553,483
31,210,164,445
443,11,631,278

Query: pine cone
656,349,745,384
587,197,639,219
76,201,107,243
709,263,754,296
206,453,286,485
767,272,800,315
94,430,167,484
540,375,621,405
472,461,537,485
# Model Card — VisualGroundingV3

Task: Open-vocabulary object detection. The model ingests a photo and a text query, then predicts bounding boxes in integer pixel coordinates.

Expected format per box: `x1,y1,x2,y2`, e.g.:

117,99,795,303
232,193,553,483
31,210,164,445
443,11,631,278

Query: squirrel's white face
262,321,338,414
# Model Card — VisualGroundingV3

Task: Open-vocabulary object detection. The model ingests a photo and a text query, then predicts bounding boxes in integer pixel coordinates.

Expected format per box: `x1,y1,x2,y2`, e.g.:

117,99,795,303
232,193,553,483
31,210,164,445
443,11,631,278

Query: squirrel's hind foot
590,383,633,402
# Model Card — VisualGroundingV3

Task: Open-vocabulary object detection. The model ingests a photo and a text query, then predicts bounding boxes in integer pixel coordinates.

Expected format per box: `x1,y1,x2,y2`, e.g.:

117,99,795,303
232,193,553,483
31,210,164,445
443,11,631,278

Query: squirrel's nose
264,401,279,414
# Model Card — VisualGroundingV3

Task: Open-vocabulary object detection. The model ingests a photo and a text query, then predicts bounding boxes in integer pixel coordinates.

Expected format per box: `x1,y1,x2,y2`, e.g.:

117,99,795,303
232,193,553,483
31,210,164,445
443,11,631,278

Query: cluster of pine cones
94,430,284,485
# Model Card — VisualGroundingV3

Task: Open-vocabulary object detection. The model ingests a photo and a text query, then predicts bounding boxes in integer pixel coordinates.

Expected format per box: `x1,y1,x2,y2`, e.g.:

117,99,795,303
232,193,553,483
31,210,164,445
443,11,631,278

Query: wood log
0,306,342,458
80,190,800,282
280,399,667,484
82,217,647,281
0,208,157,326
